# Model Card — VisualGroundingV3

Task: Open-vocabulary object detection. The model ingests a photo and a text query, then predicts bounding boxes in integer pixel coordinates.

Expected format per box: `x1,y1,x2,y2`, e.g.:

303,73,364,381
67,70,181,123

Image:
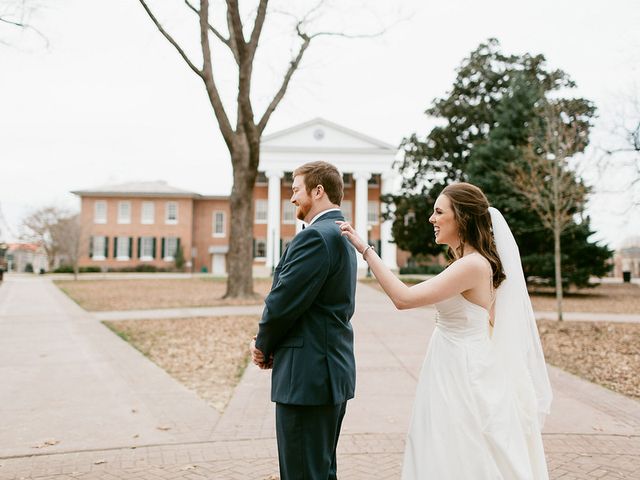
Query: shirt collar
308,208,342,226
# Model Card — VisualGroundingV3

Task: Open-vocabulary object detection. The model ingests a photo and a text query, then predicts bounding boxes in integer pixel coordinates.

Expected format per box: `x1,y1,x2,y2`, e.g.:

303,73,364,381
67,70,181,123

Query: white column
266,170,283,271
381,171,399,270
353,171,371,269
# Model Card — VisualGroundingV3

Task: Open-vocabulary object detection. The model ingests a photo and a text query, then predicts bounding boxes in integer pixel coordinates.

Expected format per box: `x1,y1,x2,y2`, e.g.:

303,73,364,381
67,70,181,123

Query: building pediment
261,117,396,153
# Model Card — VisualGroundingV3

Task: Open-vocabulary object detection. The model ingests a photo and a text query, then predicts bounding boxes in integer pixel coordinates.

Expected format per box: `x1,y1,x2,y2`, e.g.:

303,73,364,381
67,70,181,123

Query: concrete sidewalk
1,277,639,479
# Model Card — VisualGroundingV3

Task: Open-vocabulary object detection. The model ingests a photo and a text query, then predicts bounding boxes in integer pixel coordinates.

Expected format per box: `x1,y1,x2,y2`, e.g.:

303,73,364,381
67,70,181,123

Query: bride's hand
336,221,367,253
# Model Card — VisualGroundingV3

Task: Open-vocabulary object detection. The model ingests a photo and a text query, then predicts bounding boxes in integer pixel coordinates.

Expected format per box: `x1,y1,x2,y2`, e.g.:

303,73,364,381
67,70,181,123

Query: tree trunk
224,138,259,299
554,218,563,321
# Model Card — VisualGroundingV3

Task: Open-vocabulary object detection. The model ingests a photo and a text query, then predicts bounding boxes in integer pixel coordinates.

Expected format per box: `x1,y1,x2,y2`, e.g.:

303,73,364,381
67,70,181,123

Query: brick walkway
1,276,639,479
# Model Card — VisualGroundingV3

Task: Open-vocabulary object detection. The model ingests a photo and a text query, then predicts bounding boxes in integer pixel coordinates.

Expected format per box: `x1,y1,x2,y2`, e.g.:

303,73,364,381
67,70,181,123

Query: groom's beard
296,203,311,221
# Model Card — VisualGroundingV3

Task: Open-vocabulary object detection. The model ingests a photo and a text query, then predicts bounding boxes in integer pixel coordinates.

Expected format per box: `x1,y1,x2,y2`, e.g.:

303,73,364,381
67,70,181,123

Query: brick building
73,118,402,275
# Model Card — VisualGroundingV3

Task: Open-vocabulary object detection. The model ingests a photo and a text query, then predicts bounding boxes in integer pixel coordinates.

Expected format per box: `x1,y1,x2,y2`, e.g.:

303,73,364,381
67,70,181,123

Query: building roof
262,117,397,151
71,181,200,198
8,242,44,253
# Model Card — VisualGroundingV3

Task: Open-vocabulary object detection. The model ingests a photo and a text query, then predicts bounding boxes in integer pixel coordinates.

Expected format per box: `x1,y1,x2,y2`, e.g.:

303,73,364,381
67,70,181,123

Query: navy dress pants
275,401,348,480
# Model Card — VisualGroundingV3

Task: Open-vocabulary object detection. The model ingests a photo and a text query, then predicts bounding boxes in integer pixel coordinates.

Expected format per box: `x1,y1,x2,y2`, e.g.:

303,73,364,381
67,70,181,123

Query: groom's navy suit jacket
255,210,357,406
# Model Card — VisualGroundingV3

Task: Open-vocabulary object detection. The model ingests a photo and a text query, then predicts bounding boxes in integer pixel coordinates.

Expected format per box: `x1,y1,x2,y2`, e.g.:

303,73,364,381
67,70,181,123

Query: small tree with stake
510,102,590,321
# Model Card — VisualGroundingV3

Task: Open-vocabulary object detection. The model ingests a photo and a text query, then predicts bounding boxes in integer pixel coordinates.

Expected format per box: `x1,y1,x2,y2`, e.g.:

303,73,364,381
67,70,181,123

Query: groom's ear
314,184,325,199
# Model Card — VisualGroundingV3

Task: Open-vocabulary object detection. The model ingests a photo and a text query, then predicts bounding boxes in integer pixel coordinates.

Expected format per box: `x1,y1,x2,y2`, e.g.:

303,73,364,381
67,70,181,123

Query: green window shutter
176,237,181,256
152,238,157,259
161,238,165,259
137,238,141,259
89,236,94,257
104,237,109,258
252,238,256,258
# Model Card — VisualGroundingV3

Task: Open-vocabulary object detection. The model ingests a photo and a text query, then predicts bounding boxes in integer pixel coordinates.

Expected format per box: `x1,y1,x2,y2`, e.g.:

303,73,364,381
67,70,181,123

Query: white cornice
262,117,397,151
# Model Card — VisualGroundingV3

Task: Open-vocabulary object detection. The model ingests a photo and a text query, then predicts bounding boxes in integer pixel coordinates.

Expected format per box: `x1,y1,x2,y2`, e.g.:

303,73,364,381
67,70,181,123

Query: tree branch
257,24,310,133
198,0,235,144
138,0,203,78
247,0,268,55
184,0,230,47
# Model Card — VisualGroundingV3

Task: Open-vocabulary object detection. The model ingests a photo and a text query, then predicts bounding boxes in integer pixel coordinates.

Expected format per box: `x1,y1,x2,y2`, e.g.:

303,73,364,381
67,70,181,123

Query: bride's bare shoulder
451,252,490,274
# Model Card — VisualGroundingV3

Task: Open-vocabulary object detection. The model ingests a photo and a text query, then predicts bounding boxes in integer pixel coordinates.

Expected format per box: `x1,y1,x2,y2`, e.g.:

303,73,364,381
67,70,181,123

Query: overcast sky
1,0,639,248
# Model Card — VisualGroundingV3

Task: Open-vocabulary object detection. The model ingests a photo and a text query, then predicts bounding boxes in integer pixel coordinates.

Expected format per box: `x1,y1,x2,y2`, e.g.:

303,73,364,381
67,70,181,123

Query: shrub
399,264,445,275
52,265,101,274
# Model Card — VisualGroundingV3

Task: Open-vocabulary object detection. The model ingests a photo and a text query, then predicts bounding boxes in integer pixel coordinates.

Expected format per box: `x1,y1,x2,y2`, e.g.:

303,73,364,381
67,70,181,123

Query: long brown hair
441,182,506,289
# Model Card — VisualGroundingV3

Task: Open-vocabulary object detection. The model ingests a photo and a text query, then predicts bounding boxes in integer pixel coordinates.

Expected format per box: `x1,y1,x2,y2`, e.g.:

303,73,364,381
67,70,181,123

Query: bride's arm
337,221,485,310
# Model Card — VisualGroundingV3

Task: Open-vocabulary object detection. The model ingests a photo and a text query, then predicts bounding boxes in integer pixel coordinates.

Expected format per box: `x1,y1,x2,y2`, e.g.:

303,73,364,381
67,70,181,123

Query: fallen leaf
181,465,197,471
132,434,139,438
131,408,138,413
94,459,107,465
156,425,171,431
32,439,59,449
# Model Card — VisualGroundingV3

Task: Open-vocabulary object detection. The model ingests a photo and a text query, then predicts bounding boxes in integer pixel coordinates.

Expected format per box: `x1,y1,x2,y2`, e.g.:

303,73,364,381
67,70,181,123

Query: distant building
6,243,48,273
613,236,640,280
72,118,402,275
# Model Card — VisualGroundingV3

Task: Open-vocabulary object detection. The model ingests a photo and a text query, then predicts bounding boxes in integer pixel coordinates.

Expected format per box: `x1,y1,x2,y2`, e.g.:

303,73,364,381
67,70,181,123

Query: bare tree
601,92,640,207
50,214,86,279
0,0,47,48
511,103,590,321
137,0,387,298
21,206,69,270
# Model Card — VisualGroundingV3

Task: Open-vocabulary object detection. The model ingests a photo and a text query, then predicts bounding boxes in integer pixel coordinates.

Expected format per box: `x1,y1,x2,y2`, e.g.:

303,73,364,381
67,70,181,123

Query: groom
250,161,357,480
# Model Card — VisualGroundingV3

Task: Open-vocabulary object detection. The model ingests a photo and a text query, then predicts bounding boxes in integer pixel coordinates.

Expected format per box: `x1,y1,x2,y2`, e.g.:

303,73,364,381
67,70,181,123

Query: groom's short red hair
293,161,344,205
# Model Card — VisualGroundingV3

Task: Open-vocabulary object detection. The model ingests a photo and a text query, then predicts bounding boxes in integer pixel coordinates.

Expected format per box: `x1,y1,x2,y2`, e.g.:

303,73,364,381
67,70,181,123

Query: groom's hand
250,337,273,370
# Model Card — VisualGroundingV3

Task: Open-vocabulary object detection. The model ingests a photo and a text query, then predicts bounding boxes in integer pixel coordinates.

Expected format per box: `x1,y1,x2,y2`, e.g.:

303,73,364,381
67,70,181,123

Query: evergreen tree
385,39,612,288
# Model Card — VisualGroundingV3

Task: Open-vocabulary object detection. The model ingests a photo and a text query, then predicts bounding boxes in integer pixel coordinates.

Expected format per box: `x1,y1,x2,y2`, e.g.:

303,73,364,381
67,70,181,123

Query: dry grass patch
538,319,640,400
105,315,259,412
56,278,272,311
530,283,640,314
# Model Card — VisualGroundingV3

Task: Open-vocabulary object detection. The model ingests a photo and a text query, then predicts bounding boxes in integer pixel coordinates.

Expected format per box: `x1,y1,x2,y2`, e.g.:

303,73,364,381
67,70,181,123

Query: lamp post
366,225,372,278
0,242,7,282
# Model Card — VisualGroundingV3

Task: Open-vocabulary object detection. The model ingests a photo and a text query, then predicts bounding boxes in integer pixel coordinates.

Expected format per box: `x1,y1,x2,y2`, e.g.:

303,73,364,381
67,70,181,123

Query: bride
337,182,552,479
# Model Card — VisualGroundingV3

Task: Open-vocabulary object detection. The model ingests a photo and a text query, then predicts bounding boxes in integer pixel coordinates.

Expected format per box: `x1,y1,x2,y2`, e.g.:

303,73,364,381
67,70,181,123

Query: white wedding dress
401,292,549,480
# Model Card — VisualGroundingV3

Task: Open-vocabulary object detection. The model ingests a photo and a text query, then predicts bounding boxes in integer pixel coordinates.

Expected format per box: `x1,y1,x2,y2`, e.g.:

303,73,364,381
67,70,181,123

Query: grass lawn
104,315,260,412
538,319,640,400
55,278,273,311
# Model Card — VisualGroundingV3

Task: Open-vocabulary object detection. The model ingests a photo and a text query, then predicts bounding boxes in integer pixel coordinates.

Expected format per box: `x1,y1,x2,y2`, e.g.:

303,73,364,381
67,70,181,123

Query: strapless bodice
434,294,490,342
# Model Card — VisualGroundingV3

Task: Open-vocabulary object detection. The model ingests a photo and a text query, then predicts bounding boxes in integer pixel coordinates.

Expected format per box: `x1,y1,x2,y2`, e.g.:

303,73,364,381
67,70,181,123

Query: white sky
1,0,639,248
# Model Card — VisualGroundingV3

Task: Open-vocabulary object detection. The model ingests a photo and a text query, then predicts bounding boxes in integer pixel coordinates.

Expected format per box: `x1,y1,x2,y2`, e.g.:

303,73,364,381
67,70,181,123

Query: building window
116,236,131,260
283,172,293,186
117,201,131,224
165,201,178,224
139,237,154,260
367,201,379,225
94,201,107,224
368,174,380,187
253,238,267,258
256,171,268,185
91,236,107,260
141,201,155,224
282,201,296,224
343,173,353,186
163,237,179,260
341,200,353,223
255,199,268,223
213,211,226,237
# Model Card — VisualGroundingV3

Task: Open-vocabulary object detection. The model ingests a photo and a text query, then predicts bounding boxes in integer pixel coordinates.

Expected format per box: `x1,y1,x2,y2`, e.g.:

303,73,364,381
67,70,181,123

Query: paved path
0,276,639,479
